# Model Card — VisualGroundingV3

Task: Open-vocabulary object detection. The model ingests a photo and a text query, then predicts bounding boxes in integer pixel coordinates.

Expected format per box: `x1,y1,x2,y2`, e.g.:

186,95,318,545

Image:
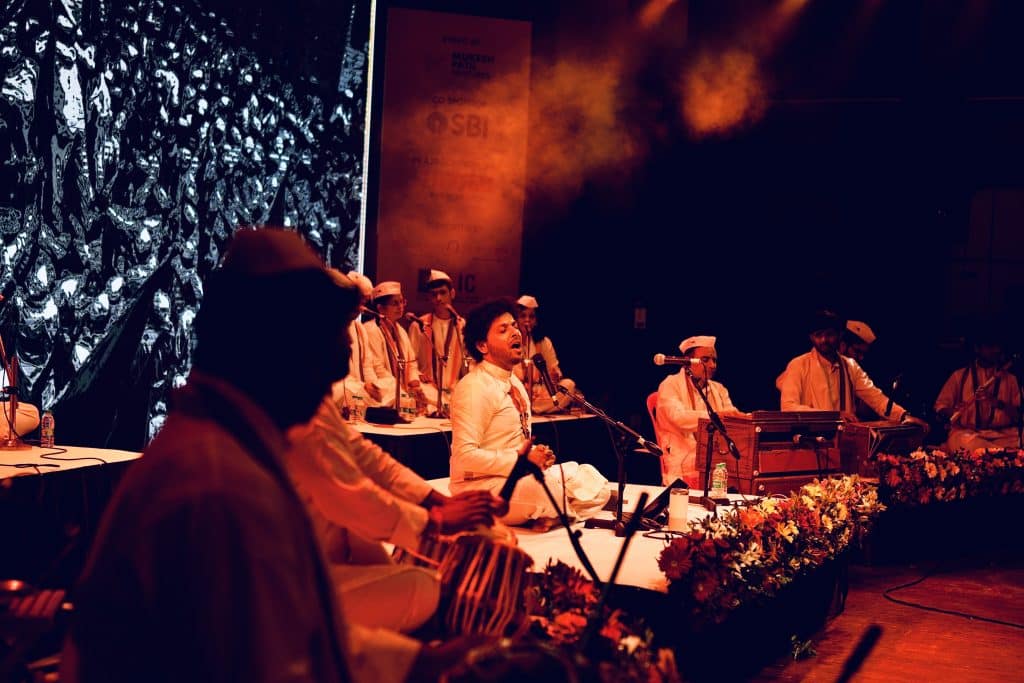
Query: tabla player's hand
488,493,509,519
438,491,499,534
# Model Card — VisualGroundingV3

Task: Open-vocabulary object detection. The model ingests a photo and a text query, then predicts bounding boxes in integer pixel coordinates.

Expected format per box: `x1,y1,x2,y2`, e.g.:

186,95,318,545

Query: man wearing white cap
364,281,436,415
513,295,576,413
780,310,928,431
655,335,745,486
841,320,876,365
331,271,386,413
408,270,469,416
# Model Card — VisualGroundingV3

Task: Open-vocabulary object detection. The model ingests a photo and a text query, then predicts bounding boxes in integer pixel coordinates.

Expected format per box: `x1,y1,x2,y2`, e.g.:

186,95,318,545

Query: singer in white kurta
450,299,608,526
655,336,744,487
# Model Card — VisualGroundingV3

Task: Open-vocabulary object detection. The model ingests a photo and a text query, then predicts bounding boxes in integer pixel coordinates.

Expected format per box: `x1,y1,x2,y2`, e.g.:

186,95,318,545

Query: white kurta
779,349,906,421
655,373,738,486
408,313,468,404
285,399,440,636
450,361,608,525
513,336,573,413
363,319,435,411
332,320,387,408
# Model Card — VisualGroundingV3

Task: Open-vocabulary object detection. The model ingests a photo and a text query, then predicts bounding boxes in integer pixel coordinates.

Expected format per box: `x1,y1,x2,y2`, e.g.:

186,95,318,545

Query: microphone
403,312,423,327
532,354,559,400
498,452,543,501
445,304,461,320
653,354,704,366
359,306,379,318
884,373,901,418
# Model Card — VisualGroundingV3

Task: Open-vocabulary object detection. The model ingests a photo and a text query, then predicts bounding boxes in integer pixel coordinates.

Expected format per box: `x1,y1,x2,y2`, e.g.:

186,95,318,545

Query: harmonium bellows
696,411,843,496
839,419,925,479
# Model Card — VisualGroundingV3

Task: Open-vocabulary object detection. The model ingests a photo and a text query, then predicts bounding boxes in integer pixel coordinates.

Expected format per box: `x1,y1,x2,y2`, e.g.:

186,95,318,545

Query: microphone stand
555,386,662,537
683,365,741,512
505,455,603,584
0,332,29,451
577,492,649,655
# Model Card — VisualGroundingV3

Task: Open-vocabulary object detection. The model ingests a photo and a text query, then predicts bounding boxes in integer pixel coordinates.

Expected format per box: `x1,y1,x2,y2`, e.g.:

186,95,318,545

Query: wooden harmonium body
839,420,925,479
696,411,843,496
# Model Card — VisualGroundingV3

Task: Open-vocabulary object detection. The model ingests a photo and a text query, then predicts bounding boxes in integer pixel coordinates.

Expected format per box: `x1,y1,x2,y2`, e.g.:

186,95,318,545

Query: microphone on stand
359,306,380,318
653,354,705,366
532,355,559,400
445,304,461,320
884,373,901,418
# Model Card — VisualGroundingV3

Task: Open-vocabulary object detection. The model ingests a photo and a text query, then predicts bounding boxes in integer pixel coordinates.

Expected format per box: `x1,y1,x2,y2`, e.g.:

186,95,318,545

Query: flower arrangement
528,560,680,683
657,475,884,625
876,447,1024,506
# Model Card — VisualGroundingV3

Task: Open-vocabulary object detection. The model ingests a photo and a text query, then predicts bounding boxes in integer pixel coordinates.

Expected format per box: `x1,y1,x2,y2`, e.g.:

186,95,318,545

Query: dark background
510,0,1024,438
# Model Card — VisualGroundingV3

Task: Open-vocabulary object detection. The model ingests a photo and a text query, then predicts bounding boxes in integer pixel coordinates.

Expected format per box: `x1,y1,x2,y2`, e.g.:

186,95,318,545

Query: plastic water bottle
40,410,55,448
349,393,365,423
711,462,728,497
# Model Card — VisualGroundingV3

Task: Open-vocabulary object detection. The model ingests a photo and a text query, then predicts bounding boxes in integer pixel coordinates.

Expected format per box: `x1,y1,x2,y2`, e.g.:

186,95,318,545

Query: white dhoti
945,427,1020,453
500,461,610,526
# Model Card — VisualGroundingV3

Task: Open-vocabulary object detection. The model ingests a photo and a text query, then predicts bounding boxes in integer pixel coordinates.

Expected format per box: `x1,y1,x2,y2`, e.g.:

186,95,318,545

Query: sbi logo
426,111,489,138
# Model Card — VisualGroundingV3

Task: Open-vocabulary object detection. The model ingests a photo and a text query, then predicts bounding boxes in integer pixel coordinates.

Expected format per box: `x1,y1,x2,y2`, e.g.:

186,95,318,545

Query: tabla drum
392,532,454,568
438,533,534,637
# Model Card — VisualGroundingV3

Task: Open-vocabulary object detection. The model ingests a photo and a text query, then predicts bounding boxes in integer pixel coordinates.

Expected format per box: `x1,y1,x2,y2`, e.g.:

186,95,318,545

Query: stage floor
429,479,752,592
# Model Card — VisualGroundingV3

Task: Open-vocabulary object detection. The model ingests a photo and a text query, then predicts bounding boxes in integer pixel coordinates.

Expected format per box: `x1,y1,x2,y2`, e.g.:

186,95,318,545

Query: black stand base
583,517,626,536
0,436,30,451
692,494,729,511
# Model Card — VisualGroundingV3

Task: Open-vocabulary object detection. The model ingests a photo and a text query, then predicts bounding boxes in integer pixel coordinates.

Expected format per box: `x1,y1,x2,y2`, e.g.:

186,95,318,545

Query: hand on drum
438,491,502,534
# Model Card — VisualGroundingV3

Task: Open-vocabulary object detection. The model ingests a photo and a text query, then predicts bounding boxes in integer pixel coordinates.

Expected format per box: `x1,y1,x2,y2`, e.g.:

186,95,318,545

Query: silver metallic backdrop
0,0,371,449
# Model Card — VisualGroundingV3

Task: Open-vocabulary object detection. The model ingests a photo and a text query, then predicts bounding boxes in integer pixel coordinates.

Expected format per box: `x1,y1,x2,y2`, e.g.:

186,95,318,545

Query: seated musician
331,270,387,412
363,281,436,415
934,328,1021,452
512,295,577,414
654,335,746,487
450,298,609,526
407,269,470,417
779,309,929,430
284,273,505,635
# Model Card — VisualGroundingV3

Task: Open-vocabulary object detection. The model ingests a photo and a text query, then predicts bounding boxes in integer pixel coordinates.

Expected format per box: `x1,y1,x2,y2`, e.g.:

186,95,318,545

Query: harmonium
839,419,925,480
696,411,843,496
